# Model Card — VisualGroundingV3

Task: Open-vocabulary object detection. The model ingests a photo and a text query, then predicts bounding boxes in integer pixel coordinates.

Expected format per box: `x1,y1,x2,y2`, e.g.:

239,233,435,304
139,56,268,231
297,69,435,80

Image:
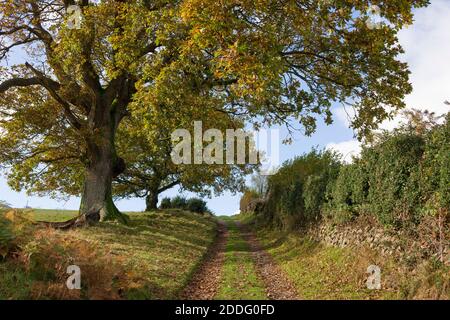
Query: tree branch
0,77,43,93
24,63,82,130
158,180,181,193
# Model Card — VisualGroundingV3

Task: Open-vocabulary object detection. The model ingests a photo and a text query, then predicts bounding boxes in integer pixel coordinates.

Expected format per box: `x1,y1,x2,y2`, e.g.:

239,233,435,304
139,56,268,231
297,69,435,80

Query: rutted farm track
180,221,229,299
181,219,299,300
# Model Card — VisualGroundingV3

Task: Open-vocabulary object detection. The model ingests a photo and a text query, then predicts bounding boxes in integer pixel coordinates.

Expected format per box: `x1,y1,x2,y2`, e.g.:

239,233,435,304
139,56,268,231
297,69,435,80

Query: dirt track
235,221,299,300
180,219,299,300
179,221,228,300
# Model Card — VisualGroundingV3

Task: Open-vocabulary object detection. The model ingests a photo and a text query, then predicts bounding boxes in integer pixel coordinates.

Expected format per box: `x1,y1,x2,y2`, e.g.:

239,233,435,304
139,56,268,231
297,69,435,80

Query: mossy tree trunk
76,98,129,225
78,129,127,224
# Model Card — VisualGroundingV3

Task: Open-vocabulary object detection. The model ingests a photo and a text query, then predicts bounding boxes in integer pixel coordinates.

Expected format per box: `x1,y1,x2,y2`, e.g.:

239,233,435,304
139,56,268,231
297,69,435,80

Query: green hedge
365,134,425,226
263,149,341,229
256,113,449,229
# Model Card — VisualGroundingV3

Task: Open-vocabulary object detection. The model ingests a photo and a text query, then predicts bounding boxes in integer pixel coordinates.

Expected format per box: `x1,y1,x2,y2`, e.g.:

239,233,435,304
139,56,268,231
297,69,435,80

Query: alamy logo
66,4,82,30
171,121,280,175
366,265,381,290
66,265,81,290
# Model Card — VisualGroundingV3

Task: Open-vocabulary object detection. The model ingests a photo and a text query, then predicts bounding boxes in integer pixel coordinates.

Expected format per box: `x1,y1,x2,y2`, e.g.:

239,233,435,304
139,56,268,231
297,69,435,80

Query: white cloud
326,140,361,163
380,0,450,129
334,106,356,128
335,1,450,131
399,1,450,109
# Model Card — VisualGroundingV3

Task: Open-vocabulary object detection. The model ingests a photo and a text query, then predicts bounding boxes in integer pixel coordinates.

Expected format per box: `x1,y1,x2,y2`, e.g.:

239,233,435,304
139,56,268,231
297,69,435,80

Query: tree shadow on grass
90,212,215,250
74,211,217,299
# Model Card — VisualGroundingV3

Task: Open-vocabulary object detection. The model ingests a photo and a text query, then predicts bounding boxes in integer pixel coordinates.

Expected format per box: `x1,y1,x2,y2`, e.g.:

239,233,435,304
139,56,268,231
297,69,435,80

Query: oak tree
0,0,428,225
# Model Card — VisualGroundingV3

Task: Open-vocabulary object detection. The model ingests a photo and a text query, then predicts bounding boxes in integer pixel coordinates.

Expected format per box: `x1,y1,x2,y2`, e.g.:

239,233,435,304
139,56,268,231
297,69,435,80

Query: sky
1,1,450,215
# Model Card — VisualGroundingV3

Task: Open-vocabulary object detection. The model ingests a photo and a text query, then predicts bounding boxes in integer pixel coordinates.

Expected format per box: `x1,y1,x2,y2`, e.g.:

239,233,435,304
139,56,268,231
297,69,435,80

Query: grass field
23,209,146,222
2,209,447,300
0,209,217,300
29,209,79,222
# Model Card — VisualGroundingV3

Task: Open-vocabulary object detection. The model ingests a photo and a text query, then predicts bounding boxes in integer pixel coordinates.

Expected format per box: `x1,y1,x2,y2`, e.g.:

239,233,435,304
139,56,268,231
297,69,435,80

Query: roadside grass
230,212,254,225
255,230,388,299
215,219,266,300
254,226,449,300
0,209,217,300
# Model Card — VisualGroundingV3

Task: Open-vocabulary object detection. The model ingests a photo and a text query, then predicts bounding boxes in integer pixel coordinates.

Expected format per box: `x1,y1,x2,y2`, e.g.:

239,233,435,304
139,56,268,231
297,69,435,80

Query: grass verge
254,226,449,300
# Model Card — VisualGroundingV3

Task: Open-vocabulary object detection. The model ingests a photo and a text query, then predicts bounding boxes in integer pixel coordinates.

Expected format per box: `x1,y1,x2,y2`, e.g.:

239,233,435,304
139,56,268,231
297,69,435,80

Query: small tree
250,172,269,198
113,113,254,211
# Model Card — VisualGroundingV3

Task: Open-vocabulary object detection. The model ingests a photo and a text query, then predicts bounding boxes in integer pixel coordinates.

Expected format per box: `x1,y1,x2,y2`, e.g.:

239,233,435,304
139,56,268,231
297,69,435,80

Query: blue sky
1,1,449,215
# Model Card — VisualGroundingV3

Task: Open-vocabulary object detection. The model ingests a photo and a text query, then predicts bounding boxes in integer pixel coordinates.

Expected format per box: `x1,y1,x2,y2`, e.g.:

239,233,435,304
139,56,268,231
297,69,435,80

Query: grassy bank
253,225,449,300
0,209,217,300
236,211,449,300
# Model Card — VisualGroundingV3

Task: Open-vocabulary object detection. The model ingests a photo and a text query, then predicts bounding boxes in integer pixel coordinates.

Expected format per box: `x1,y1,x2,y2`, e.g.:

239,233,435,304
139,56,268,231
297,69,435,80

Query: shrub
365,133,425,226
0,210,33,259
160,196,210,214
19,229,125,300
261,149,341,229
418,115,450,215
159,197,172,209
171,196,187,209
328,160,369,222
186,198,208,214
303,157,341,219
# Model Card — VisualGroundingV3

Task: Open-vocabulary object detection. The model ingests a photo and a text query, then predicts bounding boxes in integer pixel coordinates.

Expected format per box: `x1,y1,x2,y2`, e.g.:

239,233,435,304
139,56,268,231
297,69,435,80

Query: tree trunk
145,190,159,212
78,125,127,224
79,154,125,224
45,123,127,229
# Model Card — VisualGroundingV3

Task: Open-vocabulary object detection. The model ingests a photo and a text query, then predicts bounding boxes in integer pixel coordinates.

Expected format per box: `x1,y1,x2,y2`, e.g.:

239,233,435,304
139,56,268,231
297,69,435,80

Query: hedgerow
262,149,341,229
253,112,449,230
